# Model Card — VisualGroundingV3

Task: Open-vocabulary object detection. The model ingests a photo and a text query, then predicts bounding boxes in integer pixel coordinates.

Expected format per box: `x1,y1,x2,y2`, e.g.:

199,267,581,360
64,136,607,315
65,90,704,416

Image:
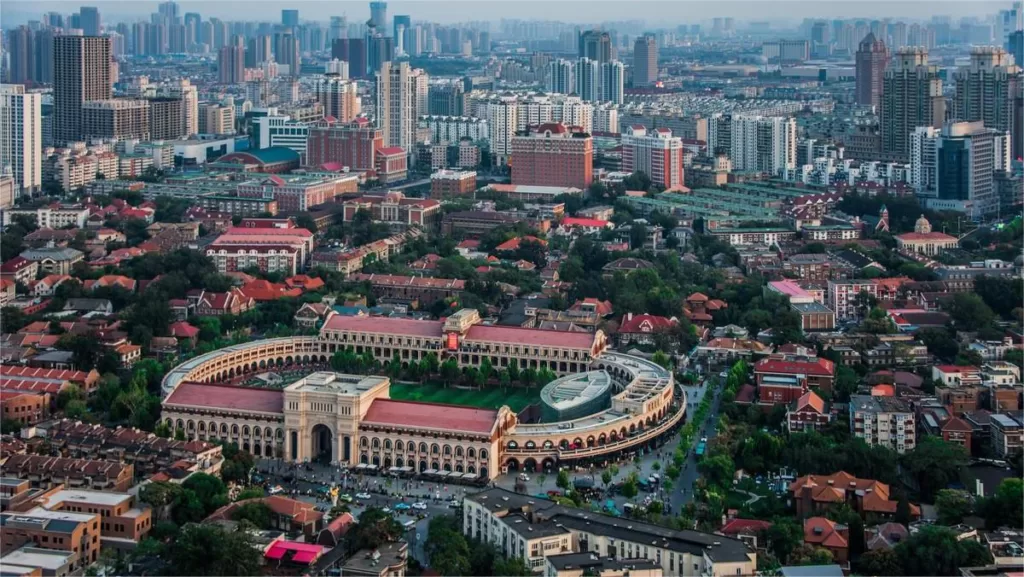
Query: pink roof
265,541,324,563
323,314,444,338
377,146,406,155
362,399,498,434
619,314,676,334
935,365,979,374
768,280,811,299
164,383,283,414
224,227,313,238
465,324,597,350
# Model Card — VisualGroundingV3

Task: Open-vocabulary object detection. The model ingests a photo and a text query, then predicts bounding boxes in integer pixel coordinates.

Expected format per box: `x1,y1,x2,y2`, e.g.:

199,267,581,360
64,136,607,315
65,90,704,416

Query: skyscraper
80,7,101,36
633,34,658,87
933,121,1001,219
729,115,797,175
158,1,180,23
0,84,43,197
6,27,36,85
427,81,464,116
393,15,411,44
317,75,360,122
601,61,625,104
881,47,945,161
547,59,575,95
273,32,300,76
953,46,1022,157
370,2,388,31
855,32,889,108
53,35,112,144
579,30,613,63
367,34,394,74
282,9,299,28
333,38,368,78
375,61,415,149
575,58,600,102
218,44,245,84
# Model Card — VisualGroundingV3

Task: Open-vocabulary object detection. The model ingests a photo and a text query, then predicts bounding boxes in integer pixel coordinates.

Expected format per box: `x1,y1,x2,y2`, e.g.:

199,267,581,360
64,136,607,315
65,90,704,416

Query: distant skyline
2,0,1013,27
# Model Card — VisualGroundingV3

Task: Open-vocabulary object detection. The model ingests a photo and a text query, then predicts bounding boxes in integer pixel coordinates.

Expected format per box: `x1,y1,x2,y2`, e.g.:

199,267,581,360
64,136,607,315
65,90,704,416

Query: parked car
411,502,427,510
355,492,372,500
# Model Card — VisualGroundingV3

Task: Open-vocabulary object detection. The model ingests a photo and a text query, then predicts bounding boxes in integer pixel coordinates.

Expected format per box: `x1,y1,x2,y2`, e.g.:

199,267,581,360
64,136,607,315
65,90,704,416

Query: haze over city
0,0,1022,576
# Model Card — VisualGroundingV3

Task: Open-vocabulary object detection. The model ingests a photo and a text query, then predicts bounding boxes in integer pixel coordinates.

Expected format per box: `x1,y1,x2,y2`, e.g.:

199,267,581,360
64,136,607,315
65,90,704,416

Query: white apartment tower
547,59,575,94
375,61,416,150
576,58,600,103
729,115,796,175
600,61,625,104
486,98,518,163
0,84,43,197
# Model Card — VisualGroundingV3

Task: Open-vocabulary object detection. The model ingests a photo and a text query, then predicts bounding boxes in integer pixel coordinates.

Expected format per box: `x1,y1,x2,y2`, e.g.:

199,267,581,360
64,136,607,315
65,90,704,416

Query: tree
761,518,803,564
349,507,404,552
935,489,974,526
895,495,913,526
140,482,183,520
901,437,969,501
165,523,262,576
231,501,273,529
507,359,520,382
652,350,671,370
556,470,570,492
847,515,865,560
895,525,993,576
858,548,902,576
440,358,460,386
945,292,996,332
621,477,638,501
601,470,612,488
181,473,228,516
698,454,735,488
976,478,1024,529
424,515,471,576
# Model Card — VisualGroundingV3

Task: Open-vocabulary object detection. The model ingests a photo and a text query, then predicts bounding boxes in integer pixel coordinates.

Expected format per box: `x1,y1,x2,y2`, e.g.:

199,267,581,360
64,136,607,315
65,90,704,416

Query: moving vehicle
411,502,427,510
268,485,284,495
394,503,411,511
339,494,353,503
355,492,371,500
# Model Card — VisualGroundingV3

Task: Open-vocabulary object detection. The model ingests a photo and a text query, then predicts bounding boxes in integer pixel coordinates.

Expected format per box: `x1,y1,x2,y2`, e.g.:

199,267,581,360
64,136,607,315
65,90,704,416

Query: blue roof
248,146,300,164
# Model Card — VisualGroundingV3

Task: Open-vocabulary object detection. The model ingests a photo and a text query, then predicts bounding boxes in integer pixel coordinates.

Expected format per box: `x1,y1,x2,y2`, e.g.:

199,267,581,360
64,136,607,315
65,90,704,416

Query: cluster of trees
424,515,531,576
935,478,1023,529
331,348,557,390
139,473,229,528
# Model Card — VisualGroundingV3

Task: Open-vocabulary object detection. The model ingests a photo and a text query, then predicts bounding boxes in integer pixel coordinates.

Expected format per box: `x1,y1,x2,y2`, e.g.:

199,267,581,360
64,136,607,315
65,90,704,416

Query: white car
268,485,284,495
518,473,530,482
355,492,372,500
411,502,427,510
382,506,392,514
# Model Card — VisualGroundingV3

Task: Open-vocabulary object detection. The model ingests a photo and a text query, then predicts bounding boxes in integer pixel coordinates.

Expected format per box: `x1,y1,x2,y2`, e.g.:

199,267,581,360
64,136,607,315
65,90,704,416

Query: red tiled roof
169,321,200,339
720,519,773,535
793,391,826,414
897,232,957,241
164,383,283,414
465,324,597,350
376,146,406,155
804,517,848,548
755,357,835,377
495,236,548,251
362,399,498,434
941,416,973,433
323,314,444,338
618,314,676,334
0,366,92,385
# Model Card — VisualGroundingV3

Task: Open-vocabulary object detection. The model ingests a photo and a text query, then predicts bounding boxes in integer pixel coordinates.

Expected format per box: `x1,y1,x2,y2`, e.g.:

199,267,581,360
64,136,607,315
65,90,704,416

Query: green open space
389,381,541,413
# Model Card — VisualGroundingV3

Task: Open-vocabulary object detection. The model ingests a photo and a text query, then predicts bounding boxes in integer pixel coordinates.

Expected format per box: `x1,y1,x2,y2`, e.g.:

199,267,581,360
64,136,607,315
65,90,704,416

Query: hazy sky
2,0,1011,26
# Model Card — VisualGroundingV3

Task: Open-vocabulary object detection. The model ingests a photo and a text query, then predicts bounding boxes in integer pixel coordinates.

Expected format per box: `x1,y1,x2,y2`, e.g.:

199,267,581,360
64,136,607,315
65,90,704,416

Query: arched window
372,438,381,449
480,449,488,459
360,437,369,448
384,439,392,450
396,441,404,452
431,443,440,455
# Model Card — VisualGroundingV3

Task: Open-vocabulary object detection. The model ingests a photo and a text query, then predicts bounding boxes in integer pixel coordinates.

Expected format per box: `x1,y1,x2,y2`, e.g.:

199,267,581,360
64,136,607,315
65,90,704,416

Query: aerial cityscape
0,1,1022,576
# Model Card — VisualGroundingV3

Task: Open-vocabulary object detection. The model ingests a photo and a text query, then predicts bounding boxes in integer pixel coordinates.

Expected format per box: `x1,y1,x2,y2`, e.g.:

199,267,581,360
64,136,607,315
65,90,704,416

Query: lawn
389,382,541,413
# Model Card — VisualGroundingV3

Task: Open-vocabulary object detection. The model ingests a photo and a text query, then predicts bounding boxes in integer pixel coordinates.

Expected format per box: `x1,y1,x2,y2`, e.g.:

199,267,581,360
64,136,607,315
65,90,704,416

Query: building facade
0,84,42,197
53,36,112,145
881,47,945,161
621,125,685,189
510,123,593,190
849,394,916,453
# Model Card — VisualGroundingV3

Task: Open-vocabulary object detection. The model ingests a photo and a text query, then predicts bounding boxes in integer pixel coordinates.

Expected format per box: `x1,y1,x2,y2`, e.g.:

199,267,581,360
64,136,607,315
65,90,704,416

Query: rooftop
164,383,283,415
361,399,500,435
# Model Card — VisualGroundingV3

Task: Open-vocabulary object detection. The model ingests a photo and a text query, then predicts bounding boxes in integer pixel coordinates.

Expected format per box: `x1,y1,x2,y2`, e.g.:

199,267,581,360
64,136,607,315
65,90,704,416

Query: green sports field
389,382,541,413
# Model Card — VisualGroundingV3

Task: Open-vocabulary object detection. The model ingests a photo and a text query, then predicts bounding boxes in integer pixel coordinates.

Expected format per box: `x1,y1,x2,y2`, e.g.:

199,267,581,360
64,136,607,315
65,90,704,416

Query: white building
0,84,43,197
575,58,600,103
593,104,619,134
251,111,309,157
486,98,518,163
729,115,796,175
849,394,916,453
419,115,490,144
556,96,593,134
909,126,941,196
375,61,417,150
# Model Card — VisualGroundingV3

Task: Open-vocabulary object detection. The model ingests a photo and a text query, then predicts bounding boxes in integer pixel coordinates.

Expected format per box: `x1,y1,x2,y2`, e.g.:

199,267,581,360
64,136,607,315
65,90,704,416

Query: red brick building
374,146,409,184
789,471,920,520
306,118,383,172
786,391,831,433
755,356,836,405
430,169,477,198
621,125,685,190
510,123,593,190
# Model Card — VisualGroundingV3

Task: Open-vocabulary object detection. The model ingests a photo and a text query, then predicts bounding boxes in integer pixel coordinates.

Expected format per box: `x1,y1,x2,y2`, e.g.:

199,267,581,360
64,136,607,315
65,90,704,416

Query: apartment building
346,274,465,304
621,125,685,190
1,455,134,492
10,487,152,545
849,394,916,453
827,279,878,321
510,123,593,190
990,412,1023,459
2,205,89,229
464,487,755,575
430,169,477,198
0,507,100,570
341,192,441,227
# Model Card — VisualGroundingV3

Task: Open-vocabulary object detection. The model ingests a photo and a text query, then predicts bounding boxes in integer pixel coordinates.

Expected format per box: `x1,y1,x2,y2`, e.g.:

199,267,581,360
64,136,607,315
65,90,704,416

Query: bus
695,442,706,458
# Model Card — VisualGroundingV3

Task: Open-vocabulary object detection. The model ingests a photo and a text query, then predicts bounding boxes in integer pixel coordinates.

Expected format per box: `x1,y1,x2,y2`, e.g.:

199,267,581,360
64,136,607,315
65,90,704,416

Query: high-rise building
282,9,299,28
393,15,411,45
0,85,42,197
579,30,613,63
306,118,384,171
199,102,235,134
163,79,198,136
6,27,36,86
158,1,180,23
510,122,593,190
332,38,368,78
909,126,941,195
953,46,1022,157
370,1,388,31
932,121,1002,219
576,58,600,102
274,32,300,76
367,34,394,74
486,98,518,163
633,34,658,87
54,36,112,144
330,16,348,42
316,75,360,123
375,61,415,150
729,115,797,175
147,97,184,140
81,99,150,141
855,32,889,108
601,61,625,104
218,44,245,84
547,59,575,94
247,35,273,67
621,125,685,189
427,82,464,116
881,47,945,161
80,7,101,36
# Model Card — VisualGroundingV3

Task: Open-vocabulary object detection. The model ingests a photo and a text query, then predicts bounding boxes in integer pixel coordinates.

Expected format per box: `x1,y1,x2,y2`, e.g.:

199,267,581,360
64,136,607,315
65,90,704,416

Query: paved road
669,381,724,513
